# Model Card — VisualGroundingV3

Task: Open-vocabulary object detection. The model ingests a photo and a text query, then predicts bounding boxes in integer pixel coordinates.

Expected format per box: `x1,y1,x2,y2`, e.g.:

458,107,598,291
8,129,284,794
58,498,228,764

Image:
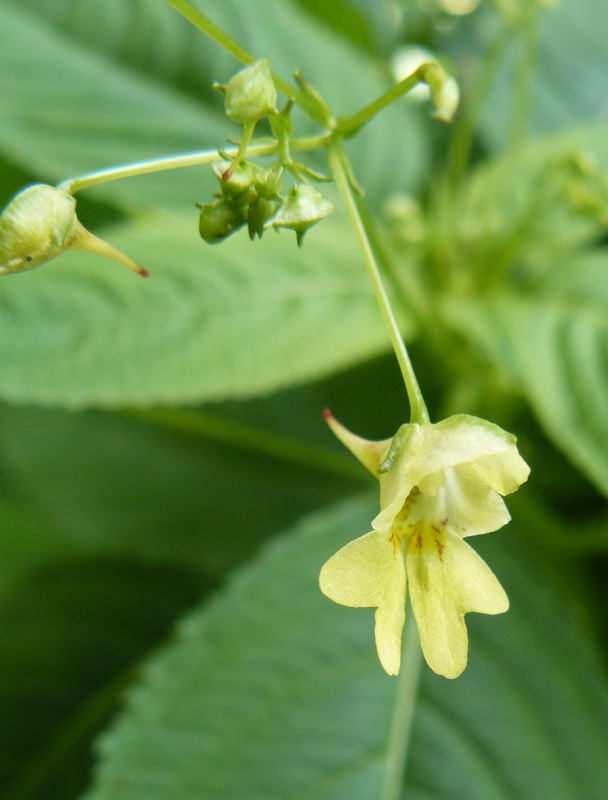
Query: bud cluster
197,157,333,246
198,58,334,248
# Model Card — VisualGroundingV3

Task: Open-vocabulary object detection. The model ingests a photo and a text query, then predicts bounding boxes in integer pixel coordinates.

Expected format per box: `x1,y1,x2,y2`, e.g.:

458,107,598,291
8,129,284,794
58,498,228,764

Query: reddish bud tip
322,408,333,421
222,168,233,181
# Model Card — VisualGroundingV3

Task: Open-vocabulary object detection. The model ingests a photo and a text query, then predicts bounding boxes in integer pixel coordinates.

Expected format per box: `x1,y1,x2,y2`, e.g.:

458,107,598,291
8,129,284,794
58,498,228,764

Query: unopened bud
423,64,459,123
0,184,146,277
224,58,277,124
248,197,278,240
197,199,247,244
265,184,334,246
211,159,258,203
253,166,283,200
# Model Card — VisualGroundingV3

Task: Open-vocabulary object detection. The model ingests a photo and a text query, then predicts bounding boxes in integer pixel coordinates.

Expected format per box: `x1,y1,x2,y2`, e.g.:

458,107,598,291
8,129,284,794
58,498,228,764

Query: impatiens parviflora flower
319,412,530,679
0,184,147,277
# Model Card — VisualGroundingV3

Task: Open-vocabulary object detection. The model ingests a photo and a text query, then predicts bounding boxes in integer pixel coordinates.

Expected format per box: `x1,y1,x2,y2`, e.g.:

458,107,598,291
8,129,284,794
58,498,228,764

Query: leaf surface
0,211,400,406
446,252,608,495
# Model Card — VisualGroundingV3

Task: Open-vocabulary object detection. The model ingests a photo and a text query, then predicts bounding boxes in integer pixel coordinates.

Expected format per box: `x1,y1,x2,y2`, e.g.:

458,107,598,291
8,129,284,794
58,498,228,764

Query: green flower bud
423,64,459,123
0,184,146,277
197,199,247,244
211,159,258,203
224,58,277,124
265,184,334,246
253,166,283,200
247,197,278,240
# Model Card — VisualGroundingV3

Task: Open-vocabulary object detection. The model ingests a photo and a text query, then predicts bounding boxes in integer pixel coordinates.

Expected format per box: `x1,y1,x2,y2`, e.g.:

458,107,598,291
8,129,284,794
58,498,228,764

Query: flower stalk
380,613,423,800
328,144,429,424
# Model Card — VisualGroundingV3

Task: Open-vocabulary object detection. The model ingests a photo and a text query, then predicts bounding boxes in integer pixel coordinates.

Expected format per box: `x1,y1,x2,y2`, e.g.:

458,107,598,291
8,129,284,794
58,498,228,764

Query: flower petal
404,415,528,491
406,528,508,679
319,530,406,676
441,464,512,537
474,449,531,496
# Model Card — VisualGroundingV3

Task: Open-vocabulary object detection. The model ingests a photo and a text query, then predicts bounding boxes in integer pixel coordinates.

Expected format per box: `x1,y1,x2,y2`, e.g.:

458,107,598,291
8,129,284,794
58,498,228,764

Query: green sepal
377,424,410,474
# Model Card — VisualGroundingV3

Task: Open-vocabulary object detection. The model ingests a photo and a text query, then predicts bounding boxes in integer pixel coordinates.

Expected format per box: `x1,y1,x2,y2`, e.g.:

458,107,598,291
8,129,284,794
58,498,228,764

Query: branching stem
58,135,328,195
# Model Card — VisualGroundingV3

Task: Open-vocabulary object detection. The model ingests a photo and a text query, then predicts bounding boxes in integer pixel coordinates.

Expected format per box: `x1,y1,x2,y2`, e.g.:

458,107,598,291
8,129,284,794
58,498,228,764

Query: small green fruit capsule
198,199,247,244
0,184,77,274
265,184,334,246
224,58,278,124
211,159,258,203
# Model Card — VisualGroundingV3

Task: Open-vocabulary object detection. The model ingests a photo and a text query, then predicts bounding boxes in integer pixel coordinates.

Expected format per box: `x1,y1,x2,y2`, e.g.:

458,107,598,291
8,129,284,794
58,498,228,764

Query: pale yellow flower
319,412,530,678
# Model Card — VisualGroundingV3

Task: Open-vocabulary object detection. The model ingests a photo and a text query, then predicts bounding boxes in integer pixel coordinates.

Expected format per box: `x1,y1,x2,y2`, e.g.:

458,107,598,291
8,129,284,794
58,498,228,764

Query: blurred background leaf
0,213,408,407
481,0,608,147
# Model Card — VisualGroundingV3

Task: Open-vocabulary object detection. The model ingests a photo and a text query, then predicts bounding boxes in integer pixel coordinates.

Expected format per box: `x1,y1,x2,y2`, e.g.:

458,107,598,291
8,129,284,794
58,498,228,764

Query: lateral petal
406,528,508,678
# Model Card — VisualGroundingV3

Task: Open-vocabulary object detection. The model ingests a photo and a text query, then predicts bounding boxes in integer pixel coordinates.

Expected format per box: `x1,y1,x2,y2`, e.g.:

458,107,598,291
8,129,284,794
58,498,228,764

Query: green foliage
82,495,608,800
482,0,608,143
0,214,400,406
0,1,606,800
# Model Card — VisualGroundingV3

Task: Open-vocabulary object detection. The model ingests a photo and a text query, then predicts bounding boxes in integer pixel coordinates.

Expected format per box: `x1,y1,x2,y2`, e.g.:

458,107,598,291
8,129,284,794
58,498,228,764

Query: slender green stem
328,145,429,424
58,135,329,195
59,144,269,194
334,64,436,138
163,0,327,123
127,407,368,483
380,614,423,800
222,120,257,179
164,0,254,66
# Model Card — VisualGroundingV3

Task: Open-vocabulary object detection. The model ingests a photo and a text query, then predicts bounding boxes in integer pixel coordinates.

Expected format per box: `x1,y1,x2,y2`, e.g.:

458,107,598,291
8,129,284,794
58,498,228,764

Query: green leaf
0,498,80,601
82,494,608,800
0,4,228,210
445,252,608,495
0,209,400,406
454,123,608,278
0,404,355,574
0,558,206,800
